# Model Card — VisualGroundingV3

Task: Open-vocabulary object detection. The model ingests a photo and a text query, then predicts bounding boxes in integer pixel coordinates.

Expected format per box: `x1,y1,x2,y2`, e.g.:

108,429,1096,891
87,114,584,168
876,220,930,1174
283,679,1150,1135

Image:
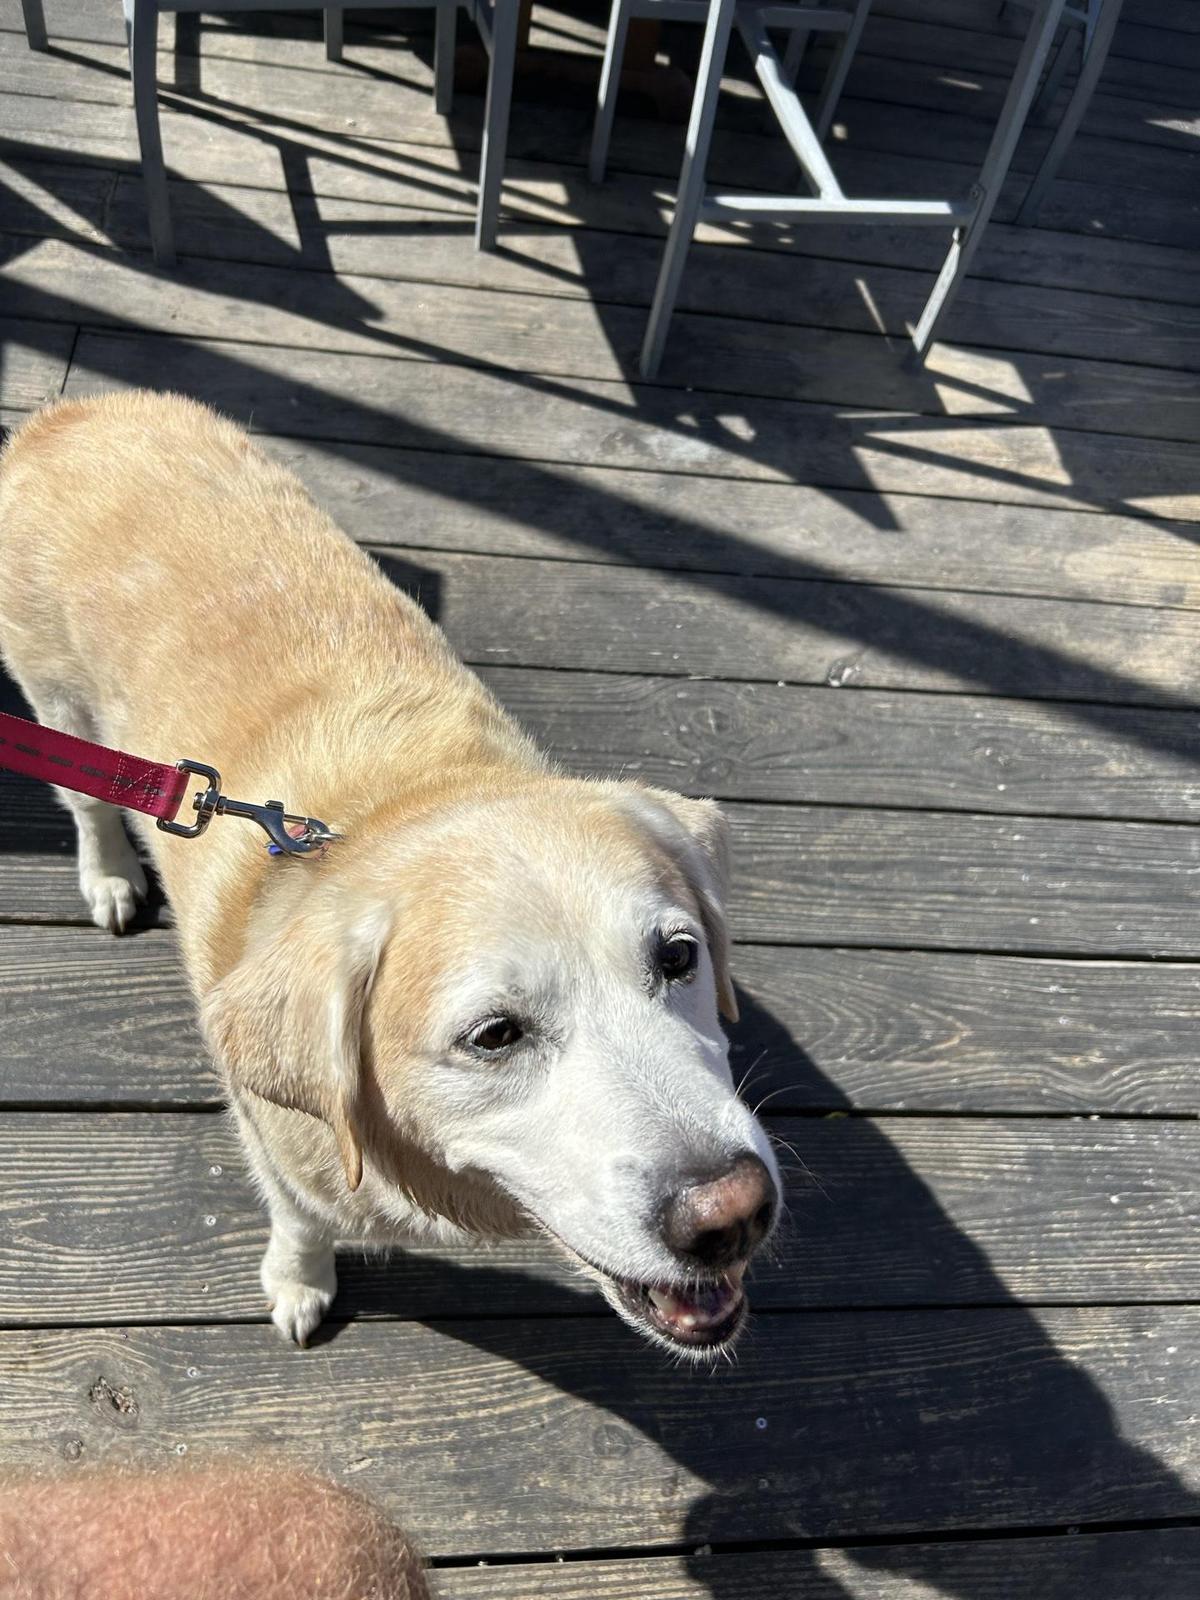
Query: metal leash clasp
156,760,338,856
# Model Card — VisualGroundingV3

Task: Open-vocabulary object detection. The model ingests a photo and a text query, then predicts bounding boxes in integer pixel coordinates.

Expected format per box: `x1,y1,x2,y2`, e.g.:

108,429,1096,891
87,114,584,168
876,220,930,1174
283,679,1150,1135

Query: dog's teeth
646,1280,741,1331
648,1287,680,1317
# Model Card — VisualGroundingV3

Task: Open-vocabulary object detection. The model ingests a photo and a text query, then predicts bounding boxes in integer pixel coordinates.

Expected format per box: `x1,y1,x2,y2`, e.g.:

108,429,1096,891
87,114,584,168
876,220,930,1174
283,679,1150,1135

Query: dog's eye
657,936,698,982
467,1017,524,1052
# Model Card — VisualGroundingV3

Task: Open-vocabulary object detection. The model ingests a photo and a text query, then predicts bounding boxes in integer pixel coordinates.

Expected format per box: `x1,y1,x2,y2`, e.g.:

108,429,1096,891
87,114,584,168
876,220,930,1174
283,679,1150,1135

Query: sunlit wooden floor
1,0,1199,1593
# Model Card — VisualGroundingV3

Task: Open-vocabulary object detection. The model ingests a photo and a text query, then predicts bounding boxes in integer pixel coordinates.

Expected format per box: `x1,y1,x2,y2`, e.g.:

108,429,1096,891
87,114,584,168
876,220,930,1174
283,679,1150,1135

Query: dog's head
204,780,780,1358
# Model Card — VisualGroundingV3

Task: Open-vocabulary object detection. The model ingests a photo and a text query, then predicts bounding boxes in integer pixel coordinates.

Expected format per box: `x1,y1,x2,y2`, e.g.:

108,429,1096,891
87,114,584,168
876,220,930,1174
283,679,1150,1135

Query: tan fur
0,393,740,1259
0,393,545,998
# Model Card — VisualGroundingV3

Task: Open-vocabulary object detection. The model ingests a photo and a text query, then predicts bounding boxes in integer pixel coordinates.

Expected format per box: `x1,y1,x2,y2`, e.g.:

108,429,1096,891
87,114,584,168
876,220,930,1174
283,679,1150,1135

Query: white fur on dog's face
361,786,781,1356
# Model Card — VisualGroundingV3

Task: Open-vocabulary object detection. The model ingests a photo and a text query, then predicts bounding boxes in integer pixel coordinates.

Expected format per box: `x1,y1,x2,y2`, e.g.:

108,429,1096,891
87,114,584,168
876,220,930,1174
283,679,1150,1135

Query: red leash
0,709,189,821
0,709,335,856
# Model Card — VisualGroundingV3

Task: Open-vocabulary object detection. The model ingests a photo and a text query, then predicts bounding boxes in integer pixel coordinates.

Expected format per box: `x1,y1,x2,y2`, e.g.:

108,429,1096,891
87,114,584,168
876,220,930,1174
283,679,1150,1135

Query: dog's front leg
259,1177,339,1348
235,1106,339,1348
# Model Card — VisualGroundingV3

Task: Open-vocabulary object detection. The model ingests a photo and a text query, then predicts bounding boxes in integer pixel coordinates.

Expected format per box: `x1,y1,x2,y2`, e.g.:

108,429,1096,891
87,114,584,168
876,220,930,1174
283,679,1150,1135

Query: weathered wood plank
0,853,114,924
13,223,1200,387
5,801,1199,957
482,670,1200,821
8,383,1200,627
3,1310,1199,1550
0,927,211,1105
367,550,1200,709
876,0,1200,49
439,1531,1200,1600
0,316,73,408
782,3,1200,108
729,945,1200,1115
253,437,1200,612
5,923,1200,1116
0,161,111,240
62,333,1200,520
11,524,1200,713
1133,0,1200,34
4,1112,1200,1324
830,19,1200,133
723,801,1200,956
1110,18,1200,68
36,246,1200,441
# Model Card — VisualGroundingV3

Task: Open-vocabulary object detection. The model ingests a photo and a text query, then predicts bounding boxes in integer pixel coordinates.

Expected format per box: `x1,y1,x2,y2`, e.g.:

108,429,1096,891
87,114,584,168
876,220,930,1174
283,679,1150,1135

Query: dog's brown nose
661,1153,777,1269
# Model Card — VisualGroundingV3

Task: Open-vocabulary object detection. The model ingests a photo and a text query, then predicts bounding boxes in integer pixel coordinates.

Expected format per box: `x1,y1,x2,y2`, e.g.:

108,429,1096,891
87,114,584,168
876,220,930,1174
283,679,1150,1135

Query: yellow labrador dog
0,392,779,1357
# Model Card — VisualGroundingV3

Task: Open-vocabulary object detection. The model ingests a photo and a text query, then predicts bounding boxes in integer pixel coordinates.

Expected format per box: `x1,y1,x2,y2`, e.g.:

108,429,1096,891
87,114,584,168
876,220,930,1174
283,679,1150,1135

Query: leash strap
0,709,189,821
0,708,336,855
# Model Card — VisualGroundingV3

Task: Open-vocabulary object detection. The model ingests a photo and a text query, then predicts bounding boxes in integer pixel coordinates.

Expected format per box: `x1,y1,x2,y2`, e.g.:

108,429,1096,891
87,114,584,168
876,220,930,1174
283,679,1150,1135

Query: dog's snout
661,1153,777,1269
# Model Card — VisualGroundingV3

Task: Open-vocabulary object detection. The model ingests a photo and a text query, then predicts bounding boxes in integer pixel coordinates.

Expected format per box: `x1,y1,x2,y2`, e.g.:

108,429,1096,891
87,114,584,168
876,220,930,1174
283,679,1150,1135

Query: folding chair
624,0,1074,378
19,0,519,264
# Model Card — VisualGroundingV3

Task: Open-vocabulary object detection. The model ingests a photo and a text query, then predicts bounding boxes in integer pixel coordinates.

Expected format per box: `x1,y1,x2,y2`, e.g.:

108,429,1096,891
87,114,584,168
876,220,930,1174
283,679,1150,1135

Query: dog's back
0,391,538,969
0,392,466,767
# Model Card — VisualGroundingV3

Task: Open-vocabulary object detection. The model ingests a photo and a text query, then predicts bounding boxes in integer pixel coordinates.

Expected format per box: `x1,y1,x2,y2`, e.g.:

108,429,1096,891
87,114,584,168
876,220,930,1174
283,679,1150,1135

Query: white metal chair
590,0,871,183
19,0,519,264
620,0,1078,377
1011,0,1126,223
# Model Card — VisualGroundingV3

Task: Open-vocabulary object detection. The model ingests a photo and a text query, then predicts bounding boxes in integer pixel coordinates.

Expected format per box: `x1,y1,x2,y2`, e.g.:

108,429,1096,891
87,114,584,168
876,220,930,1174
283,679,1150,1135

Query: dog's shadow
324,988,1200,1597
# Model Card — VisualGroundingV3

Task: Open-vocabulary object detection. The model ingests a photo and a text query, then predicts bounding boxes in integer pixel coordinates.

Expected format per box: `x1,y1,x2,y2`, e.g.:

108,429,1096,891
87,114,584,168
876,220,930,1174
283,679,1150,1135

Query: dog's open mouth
611,1269,748,1351
536,1219,752,1355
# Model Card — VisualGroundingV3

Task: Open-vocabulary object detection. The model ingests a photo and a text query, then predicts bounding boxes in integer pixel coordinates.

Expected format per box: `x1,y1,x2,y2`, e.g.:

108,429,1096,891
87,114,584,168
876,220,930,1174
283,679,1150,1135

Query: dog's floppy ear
627,787,739,1024
201,899,391,1192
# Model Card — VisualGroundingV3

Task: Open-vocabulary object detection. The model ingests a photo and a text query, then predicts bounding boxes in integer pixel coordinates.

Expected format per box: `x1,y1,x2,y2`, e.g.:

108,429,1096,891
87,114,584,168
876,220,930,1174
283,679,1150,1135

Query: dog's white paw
268,1281,336,1347
262,1246,337,1348
80,854,147,935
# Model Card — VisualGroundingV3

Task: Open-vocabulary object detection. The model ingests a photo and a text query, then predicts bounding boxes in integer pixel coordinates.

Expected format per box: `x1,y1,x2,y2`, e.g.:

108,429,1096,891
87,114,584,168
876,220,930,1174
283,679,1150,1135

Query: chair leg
125,0,176,267
1031,22,1077,123
434,0,457,115
171,10,201,95
324,8,344,62
781,27,808,83
475,0,518,250
910,0,1067,361
813,0,871,142
20,0,48,51
1017,0,1123,224
640,0,737,379
589,0,633,183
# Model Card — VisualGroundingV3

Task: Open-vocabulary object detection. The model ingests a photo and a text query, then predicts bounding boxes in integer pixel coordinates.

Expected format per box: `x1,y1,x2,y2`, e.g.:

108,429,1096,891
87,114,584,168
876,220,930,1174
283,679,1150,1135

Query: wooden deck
2,0,1200,1591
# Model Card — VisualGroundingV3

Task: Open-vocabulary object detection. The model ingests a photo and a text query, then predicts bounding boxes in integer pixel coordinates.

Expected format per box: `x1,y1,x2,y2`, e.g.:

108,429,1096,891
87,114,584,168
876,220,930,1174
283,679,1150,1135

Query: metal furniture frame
590,0,872,183
19,0,518,263
1012,0,1126,223
630,0,1075,378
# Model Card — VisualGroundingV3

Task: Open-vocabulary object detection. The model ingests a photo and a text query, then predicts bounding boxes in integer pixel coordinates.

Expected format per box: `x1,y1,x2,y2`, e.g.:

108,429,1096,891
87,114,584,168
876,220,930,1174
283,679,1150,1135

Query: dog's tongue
647,1272,743,1332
